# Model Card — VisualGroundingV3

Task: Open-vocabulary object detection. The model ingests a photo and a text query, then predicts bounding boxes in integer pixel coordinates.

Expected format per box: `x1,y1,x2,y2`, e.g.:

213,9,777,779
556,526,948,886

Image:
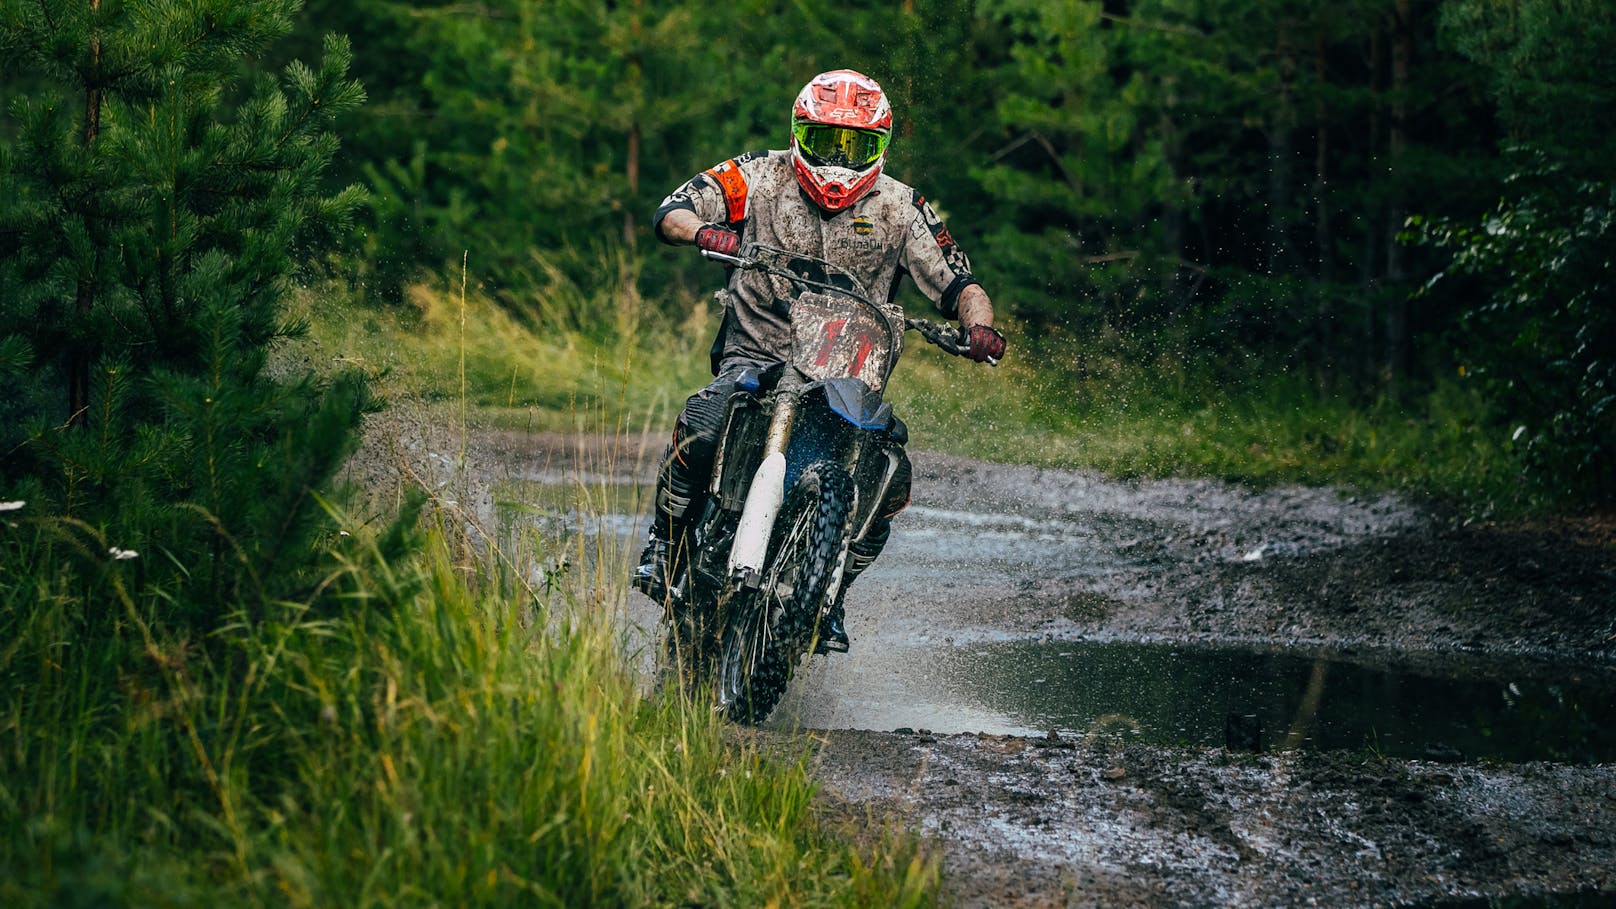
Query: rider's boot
815,522,889,654
631,525,681,604
816,596,851,654
632,443,699,604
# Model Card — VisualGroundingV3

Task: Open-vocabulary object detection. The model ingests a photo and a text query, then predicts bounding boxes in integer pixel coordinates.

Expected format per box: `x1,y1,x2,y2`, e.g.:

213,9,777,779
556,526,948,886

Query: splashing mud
349,423,1616,908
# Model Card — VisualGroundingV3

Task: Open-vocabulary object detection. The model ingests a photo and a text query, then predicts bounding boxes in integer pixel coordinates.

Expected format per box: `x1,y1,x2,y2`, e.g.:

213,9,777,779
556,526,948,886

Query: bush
0,2,370,623
1414,154,1616,504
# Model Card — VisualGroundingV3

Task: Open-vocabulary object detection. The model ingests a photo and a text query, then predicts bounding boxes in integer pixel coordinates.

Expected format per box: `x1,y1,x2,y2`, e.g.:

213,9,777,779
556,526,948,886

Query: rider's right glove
694,223,741,257
963,324,1006,363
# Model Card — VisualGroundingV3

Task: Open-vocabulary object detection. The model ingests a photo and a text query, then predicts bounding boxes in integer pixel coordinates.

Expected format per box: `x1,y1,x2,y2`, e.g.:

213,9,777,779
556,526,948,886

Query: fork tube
728,392,800,584
763,393,799,459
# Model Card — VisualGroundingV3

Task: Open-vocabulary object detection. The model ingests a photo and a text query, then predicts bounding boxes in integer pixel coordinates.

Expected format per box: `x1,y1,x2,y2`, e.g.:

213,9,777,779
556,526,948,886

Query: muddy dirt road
775,454,1616,908
360,423,1616,907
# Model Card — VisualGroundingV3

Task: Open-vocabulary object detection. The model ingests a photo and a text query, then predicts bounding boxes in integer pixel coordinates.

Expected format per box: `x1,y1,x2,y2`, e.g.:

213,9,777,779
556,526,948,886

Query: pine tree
0,0,368,626
1414,0,1616,502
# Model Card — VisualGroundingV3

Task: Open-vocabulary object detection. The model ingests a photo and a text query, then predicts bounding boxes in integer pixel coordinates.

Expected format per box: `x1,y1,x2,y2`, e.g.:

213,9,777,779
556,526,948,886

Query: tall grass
888,340,1530,515
298,265,713,436
310,274,1537,516
0,501,937,906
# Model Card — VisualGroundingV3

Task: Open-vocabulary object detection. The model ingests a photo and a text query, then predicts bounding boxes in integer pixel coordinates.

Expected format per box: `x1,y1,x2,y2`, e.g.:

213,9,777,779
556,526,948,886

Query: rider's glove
963,324,1006,363
694,223,741,257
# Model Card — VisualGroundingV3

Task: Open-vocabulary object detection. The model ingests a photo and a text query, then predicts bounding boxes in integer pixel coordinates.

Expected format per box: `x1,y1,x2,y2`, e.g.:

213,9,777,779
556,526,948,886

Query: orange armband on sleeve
704,159,750,225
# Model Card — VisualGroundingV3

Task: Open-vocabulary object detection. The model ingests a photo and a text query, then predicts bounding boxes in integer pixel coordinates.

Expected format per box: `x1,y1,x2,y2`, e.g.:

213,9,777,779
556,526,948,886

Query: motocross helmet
790,69,893,212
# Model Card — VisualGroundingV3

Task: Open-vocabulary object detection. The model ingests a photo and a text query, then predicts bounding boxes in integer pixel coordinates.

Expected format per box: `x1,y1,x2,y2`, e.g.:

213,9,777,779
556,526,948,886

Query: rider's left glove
963,324,1006,363
695,223,741,257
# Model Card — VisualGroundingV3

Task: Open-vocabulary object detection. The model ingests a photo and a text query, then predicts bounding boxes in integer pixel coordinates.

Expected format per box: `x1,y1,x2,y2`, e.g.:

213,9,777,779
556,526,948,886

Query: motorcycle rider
633,69,1006,653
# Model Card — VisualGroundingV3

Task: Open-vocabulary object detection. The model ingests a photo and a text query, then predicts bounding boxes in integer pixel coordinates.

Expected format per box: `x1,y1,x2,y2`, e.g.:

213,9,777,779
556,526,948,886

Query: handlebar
701,247,868,300
702,247,998,367
904,317,998,367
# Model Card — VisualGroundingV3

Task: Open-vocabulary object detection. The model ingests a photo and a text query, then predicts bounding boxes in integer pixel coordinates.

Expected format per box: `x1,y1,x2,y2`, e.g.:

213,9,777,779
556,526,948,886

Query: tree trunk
1362,25,1384,379
1265,24,1297,276
1313,28,1333,367
70,0,103,428
622,1,643,250
1383,0,1412,381
624,119,640,247
1160,78,1185,305
903,0,915,140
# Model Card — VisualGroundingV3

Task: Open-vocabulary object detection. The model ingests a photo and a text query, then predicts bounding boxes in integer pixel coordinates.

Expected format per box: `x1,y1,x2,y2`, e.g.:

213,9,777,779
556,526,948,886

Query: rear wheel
718,461,853,724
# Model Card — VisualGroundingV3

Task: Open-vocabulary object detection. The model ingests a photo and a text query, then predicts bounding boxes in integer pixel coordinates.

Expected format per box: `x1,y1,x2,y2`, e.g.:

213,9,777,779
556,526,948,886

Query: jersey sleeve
899,190,981,319
652,152,762,243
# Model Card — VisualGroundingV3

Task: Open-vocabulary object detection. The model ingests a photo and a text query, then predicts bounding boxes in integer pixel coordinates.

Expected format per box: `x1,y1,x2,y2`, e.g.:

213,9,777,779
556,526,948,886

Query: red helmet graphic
790,70,893,212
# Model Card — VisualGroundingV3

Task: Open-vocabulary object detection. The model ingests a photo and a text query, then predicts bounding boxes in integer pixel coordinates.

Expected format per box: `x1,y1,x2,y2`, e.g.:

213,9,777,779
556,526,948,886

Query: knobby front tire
718,460,853,725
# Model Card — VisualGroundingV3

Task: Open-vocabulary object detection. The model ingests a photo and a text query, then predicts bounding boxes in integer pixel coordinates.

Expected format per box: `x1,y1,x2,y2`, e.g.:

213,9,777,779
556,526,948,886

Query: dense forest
5,0,1614,521
1,0,1612,610
295,0,1612,502
0,2,1612,903
2,0,1611,654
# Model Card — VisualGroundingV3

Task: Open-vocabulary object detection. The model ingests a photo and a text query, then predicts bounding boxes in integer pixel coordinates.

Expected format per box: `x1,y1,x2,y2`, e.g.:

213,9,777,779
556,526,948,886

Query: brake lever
905,318,1001,366
699,249,750,268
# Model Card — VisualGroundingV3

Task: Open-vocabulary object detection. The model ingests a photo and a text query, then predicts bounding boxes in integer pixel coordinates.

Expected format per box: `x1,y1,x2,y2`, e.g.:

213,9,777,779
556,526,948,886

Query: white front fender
728,451,786,582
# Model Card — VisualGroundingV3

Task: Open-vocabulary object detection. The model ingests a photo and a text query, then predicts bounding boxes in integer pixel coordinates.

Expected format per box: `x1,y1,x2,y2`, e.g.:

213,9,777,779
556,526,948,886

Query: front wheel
717,461,853,724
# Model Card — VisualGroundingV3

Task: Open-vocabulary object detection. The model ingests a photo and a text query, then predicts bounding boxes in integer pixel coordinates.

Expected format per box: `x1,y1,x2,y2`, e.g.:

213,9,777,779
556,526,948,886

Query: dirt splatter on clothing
655,150,979,371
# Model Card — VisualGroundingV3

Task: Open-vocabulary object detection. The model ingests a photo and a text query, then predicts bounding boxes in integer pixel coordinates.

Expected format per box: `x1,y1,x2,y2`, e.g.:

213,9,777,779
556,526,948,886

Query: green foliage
889,335,1530,514
1414,156,1616,501
0,512,938,906
1410,0,1616,504
298,0,750,311
281,0,1506,401
1440,0,1616,181
0,1,370,623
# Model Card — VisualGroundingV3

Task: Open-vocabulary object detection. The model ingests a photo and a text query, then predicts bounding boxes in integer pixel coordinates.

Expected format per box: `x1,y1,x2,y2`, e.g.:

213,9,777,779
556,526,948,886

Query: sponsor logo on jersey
853,215,874,235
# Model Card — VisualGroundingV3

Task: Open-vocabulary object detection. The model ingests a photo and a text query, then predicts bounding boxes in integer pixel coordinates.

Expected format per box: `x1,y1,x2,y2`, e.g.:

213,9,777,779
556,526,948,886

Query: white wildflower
108,547,140,561
0,501,24,512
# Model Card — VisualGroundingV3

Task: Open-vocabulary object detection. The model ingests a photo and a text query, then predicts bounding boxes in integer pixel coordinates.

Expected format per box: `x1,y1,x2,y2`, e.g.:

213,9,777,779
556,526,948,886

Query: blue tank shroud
731,364,891,431
730,363,903,489
733,362,783,395
819,376,893,430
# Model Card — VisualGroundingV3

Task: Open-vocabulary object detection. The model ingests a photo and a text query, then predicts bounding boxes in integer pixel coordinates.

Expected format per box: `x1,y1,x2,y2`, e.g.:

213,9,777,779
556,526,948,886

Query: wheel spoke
714,461,855,724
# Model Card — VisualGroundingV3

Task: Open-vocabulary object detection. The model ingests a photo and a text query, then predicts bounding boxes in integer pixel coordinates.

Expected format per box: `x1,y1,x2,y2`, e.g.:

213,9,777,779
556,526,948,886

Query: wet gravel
782,449,1616,907
348,415,1616,908
810,729,1616,908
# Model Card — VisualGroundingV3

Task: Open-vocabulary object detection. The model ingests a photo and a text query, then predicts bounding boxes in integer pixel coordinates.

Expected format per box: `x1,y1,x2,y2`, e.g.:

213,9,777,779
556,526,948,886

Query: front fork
724,390,897,620
727,391,800,587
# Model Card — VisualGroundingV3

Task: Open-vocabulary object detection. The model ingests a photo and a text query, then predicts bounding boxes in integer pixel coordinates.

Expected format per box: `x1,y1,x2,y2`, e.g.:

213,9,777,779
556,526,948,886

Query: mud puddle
350,424,1616,907
495,473,1616,767
775,638,1616,764
1428,892,1616,908
929,640,1616,763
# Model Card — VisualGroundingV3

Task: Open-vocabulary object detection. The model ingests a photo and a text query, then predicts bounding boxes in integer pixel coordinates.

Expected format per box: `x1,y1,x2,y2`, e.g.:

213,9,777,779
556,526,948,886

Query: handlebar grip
903,317,1000,366
904,318,965,355
700,249,749,267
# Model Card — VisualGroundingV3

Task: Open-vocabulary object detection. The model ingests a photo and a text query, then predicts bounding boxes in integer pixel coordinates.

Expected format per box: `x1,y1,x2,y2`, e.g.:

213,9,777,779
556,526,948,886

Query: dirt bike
659,242,993,724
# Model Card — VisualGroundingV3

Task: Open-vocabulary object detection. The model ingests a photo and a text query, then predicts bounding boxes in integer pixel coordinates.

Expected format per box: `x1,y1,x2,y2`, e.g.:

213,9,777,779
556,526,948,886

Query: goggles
792,122,890,169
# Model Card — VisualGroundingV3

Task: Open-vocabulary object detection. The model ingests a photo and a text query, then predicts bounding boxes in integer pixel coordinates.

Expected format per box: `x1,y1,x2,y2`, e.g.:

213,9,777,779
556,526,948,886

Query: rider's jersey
654,150,980,372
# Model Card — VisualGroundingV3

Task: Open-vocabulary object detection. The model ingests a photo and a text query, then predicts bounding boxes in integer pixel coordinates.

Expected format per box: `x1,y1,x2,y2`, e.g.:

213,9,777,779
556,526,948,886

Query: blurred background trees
259,0,1611,501
5,0,1611,512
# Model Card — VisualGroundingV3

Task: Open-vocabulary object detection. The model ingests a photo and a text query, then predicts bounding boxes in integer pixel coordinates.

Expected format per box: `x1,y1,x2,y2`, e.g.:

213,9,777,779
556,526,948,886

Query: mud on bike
654,243,994,724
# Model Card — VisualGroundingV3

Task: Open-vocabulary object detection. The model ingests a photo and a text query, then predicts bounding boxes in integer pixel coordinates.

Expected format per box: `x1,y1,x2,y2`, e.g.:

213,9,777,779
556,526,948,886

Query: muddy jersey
653,150,980,372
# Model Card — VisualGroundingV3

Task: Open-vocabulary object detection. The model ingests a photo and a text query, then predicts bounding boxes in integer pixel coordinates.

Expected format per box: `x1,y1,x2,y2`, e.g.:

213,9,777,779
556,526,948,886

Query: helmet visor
793,123,890,169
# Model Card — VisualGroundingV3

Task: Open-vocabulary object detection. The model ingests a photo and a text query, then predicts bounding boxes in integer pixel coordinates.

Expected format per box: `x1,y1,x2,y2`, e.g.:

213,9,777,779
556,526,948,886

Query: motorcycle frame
697,376,900,587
